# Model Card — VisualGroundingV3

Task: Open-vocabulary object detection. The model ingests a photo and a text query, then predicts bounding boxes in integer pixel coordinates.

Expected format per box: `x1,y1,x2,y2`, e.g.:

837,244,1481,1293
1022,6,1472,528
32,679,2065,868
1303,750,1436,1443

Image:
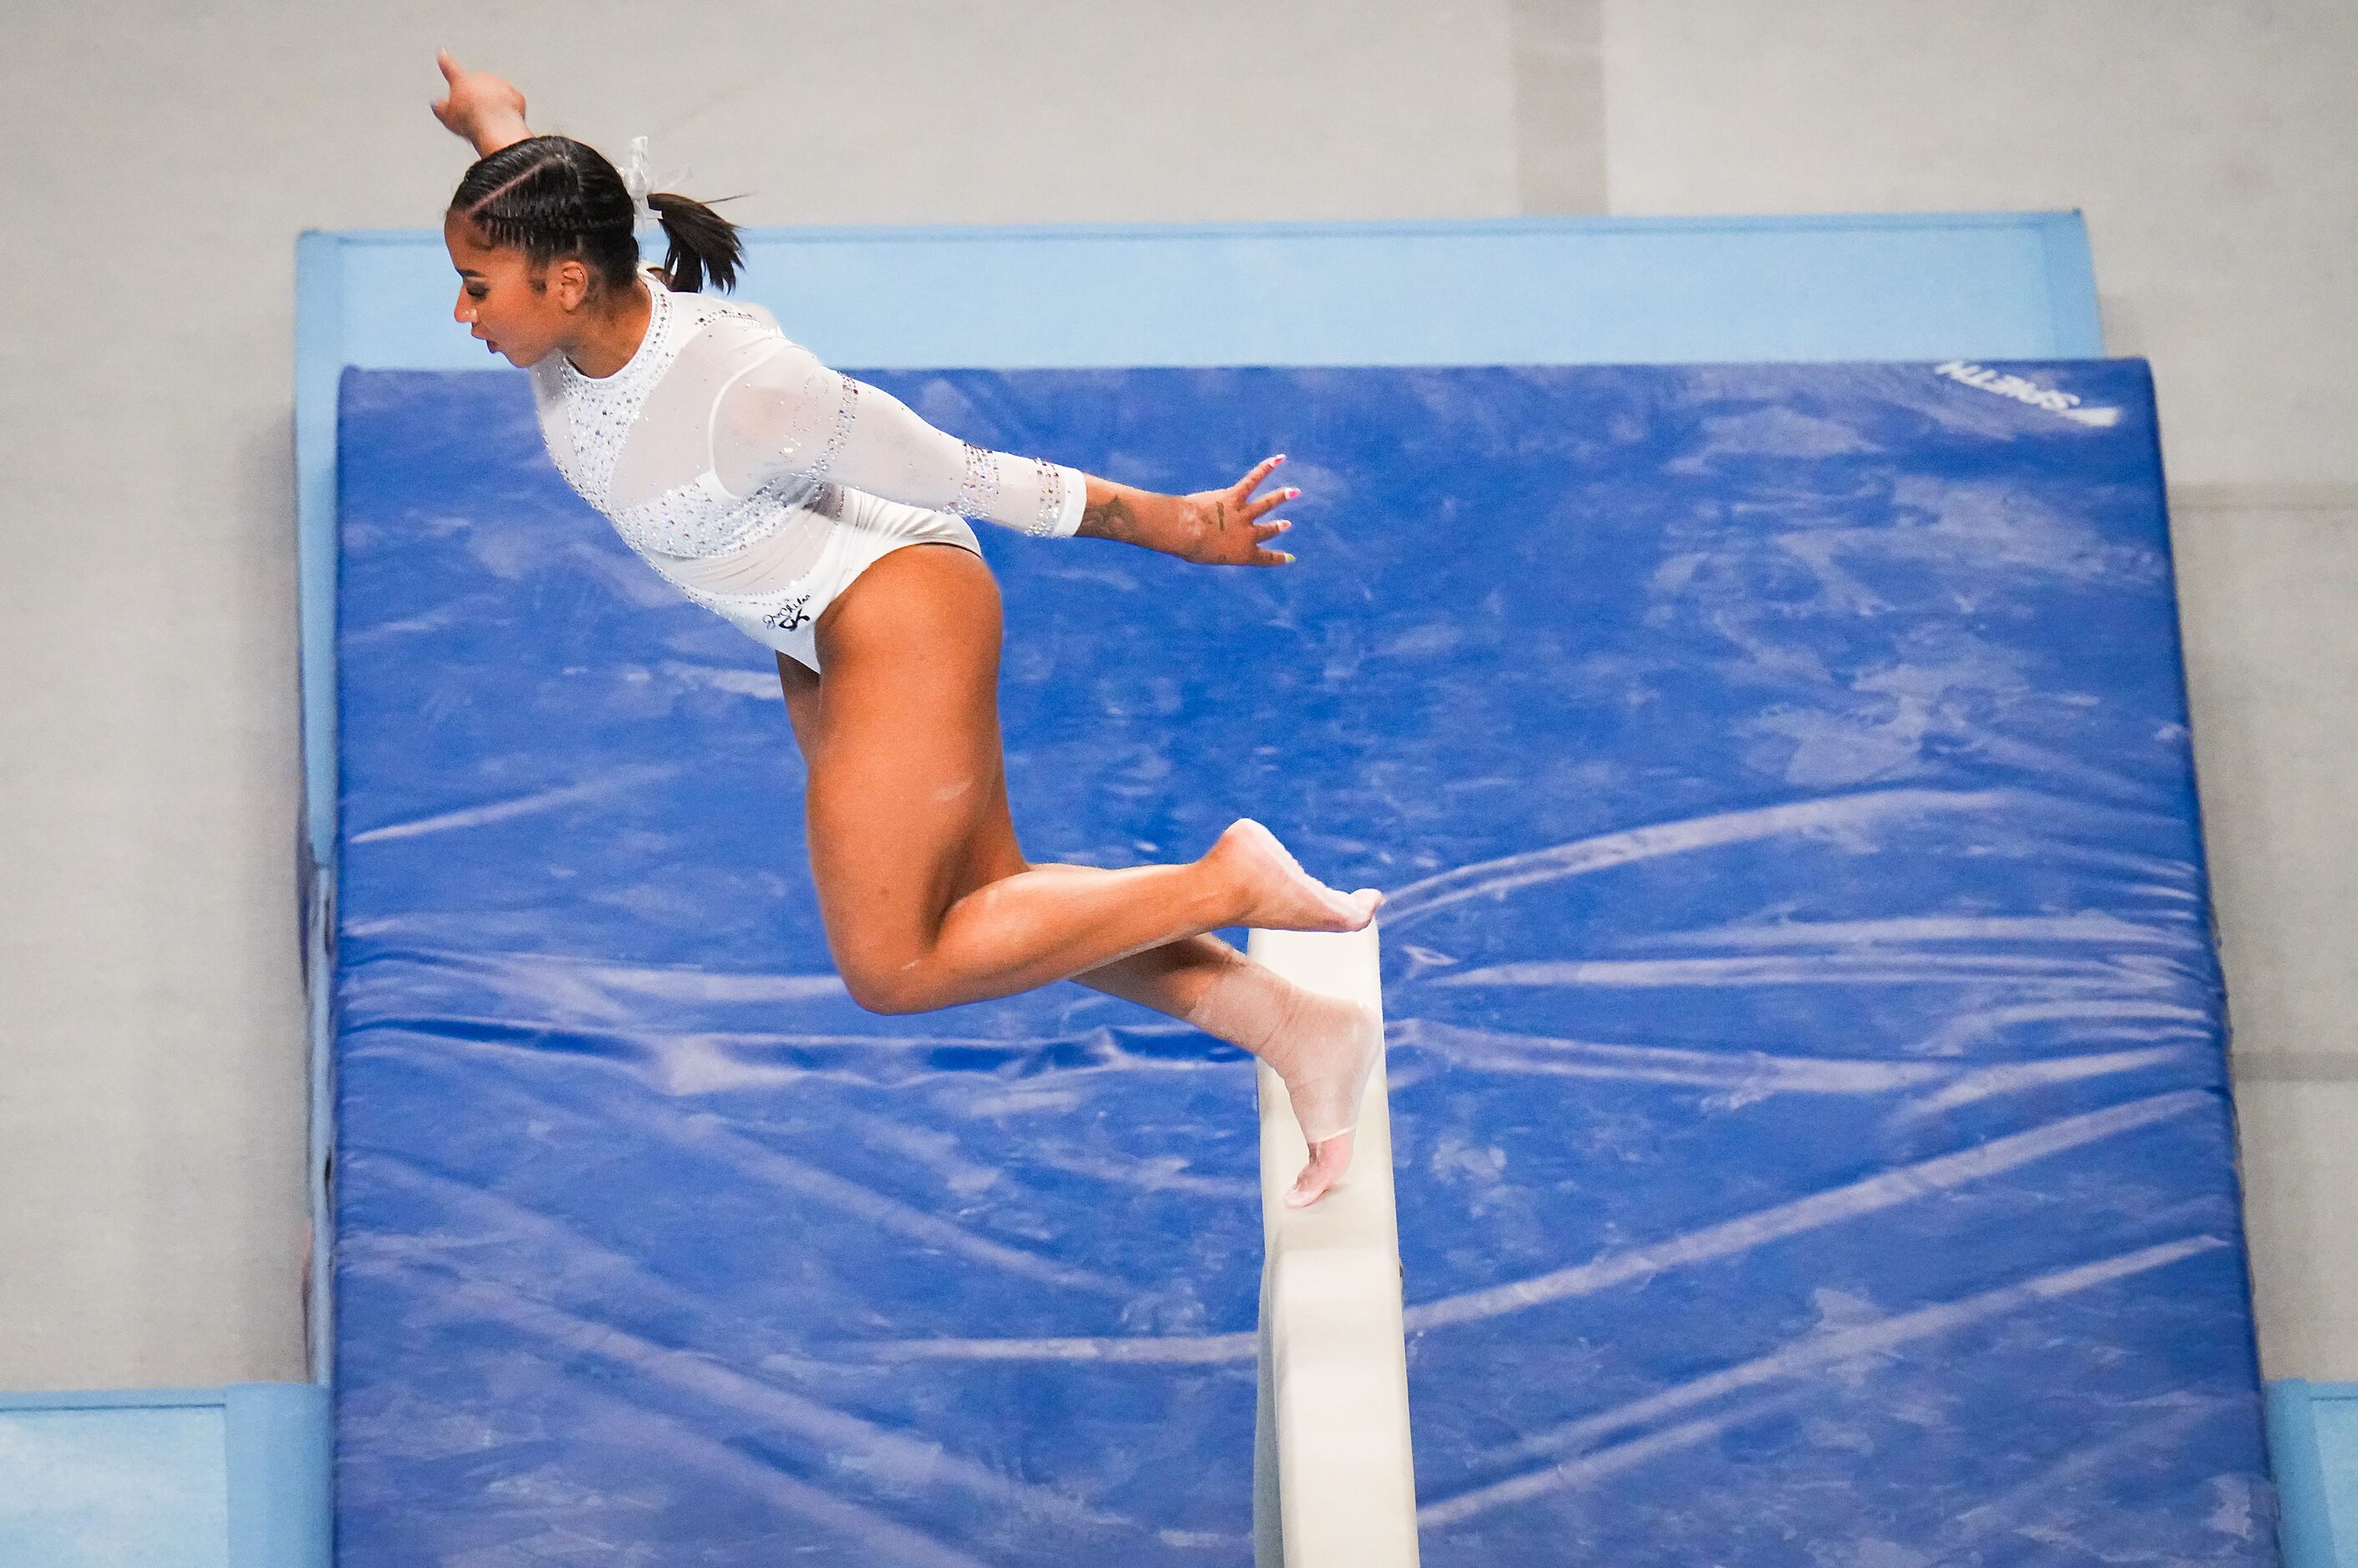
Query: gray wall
2,0,2348,1390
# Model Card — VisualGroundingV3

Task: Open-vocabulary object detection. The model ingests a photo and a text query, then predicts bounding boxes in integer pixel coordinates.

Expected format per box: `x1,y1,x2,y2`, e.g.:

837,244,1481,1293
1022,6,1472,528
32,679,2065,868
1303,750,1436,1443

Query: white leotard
526,268,1085,671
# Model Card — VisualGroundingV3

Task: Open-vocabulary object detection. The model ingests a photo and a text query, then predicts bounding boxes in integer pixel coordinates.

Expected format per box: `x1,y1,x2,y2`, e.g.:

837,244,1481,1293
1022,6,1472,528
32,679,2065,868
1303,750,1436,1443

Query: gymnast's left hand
1077,456,1299,567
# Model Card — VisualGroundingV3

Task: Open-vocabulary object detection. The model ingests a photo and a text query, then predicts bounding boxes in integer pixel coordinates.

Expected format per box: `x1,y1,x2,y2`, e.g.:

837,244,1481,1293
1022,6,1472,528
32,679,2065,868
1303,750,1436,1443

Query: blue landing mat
333,361,2268,1565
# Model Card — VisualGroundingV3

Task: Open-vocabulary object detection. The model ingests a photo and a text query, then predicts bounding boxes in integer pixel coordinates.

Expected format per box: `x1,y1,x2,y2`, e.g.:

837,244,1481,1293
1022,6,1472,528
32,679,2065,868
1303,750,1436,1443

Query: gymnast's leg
918,766,1379,1206
777,543,1380,1202
1071,936,1382,1206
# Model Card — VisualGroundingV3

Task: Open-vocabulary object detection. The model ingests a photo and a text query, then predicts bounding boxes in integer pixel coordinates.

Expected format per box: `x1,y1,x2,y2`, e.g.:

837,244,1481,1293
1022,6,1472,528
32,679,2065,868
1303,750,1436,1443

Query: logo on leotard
766,596,812,633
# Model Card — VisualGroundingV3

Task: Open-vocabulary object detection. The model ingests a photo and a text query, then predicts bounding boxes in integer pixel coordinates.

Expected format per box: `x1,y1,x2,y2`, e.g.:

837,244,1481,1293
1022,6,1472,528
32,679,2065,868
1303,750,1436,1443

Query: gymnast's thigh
799,542,1025,972
777,640,1020,888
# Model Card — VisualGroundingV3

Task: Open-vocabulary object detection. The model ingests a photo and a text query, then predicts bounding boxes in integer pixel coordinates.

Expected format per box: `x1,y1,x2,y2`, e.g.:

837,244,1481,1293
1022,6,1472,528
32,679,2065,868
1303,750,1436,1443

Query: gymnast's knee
833,869,1024,1014
837,959,950,1016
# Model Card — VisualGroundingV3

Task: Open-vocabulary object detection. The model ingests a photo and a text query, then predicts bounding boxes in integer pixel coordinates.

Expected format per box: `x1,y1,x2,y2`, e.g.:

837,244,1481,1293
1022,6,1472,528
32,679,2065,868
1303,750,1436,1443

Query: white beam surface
1248,923,1419,1568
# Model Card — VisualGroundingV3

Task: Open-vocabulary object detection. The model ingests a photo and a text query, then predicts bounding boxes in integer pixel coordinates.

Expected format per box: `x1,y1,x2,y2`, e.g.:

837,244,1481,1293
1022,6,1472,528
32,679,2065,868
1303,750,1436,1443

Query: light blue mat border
2271,1381,2356,1568
0,1385,331,1568
321,213,2103,372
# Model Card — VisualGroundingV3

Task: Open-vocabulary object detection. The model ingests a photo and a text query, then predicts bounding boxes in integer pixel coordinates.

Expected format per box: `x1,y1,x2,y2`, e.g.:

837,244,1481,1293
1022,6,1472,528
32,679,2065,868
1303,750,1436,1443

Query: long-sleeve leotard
524,270,1083,665
701,328,1080,540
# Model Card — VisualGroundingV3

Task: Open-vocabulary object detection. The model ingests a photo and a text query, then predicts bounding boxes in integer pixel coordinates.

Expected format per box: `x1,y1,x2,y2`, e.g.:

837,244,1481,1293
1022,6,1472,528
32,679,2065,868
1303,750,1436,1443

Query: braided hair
448,135,742,295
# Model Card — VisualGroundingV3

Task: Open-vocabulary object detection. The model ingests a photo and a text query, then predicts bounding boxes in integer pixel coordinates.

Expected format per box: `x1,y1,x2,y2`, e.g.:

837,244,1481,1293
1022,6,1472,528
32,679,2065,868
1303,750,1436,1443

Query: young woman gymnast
431,52,1384,1205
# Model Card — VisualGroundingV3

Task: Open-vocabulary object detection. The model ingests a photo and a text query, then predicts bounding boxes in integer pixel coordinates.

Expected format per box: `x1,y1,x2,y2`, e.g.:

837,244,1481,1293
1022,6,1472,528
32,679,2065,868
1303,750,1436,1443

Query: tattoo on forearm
1080,493,1145,543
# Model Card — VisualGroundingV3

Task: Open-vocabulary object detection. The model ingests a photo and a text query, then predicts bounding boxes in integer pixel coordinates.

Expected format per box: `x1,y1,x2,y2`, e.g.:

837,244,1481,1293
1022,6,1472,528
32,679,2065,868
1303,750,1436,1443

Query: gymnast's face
444,212,588,369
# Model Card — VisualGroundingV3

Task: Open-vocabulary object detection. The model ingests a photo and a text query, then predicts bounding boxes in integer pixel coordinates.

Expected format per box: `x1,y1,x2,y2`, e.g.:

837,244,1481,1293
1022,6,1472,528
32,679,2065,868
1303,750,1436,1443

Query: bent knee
837,960,945,1017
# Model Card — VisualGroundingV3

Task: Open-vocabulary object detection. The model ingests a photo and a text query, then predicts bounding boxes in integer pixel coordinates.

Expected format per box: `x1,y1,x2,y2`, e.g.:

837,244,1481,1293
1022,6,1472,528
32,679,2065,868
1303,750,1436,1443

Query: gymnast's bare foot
1207,818,1382,933
1261,986,1384,1207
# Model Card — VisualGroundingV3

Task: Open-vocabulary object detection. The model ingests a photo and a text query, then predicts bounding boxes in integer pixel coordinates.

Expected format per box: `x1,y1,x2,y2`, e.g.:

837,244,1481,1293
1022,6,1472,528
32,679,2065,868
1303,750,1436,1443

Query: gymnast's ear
548,255,595,311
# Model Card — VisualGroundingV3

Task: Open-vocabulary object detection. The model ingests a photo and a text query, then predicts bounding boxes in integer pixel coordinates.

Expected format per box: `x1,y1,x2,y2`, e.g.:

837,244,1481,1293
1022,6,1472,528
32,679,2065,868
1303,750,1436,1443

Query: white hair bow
620,135,660,232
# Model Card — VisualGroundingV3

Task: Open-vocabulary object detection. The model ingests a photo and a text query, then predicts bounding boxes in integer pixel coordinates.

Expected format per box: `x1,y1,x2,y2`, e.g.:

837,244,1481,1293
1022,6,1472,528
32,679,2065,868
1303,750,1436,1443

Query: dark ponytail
448,134,743,296
646,190,742,294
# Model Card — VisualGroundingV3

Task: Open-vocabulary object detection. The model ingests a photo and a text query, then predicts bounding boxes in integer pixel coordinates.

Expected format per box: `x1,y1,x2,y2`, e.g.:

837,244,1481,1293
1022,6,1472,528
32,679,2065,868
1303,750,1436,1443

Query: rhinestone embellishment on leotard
551,277,680,508
807,376,860,478
1029,460,1065,538
953,443,1000,519
613,474,792,559
550,276,805,558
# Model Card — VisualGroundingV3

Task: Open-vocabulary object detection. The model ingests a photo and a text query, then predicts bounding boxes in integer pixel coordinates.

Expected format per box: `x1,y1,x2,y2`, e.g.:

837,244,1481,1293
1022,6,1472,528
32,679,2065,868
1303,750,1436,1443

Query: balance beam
1249,922,1420,1567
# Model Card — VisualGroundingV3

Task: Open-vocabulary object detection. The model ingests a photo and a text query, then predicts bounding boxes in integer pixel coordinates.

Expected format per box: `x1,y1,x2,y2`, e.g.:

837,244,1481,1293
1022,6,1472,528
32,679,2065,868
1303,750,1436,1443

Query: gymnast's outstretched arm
710,339,1303,566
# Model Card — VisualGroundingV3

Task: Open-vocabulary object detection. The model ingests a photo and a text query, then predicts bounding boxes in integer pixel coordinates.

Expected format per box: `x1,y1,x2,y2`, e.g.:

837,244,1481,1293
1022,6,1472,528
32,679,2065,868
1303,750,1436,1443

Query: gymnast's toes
1287,1130,1356,1207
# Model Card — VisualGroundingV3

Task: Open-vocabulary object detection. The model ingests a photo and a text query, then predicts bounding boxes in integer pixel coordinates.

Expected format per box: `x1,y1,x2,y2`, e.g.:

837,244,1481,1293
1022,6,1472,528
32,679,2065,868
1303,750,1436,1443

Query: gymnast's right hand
430,49,533,156
1075,456,1300,567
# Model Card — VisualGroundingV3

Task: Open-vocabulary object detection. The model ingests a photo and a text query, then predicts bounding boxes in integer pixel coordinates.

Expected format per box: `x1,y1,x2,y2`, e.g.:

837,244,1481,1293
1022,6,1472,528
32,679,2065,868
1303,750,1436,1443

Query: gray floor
2,1,2349,1390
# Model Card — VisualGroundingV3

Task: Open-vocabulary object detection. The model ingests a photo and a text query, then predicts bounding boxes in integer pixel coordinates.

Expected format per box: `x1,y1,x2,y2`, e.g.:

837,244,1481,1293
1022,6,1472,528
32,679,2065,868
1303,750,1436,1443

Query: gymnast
431,53,1383,1205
